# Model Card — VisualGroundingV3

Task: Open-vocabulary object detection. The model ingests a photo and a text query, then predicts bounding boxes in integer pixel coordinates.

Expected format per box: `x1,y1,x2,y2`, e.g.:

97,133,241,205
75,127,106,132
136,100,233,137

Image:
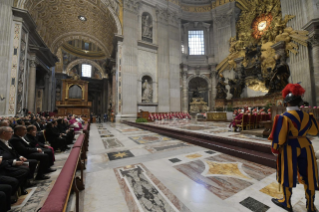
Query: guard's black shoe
271,198,293,212
308,208,318,212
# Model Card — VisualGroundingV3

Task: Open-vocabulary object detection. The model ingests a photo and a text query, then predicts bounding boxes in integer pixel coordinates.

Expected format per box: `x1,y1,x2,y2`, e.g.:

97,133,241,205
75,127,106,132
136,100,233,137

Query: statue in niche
142,79,153,103
216,74,228,99
142,14,153,42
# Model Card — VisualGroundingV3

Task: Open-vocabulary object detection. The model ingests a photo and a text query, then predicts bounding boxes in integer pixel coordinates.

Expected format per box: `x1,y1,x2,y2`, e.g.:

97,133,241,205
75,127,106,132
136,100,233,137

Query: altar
56,76,91,118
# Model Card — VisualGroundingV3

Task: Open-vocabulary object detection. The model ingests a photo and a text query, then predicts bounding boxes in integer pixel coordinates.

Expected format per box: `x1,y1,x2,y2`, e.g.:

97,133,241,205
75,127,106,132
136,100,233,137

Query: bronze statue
228,74,246,99
216,74,228,99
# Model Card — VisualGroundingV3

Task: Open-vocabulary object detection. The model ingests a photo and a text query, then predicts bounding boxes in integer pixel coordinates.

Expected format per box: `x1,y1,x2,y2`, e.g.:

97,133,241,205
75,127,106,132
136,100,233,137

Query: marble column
43,73,50,111
102,78,108,114
181,65,188,113
304,19,319,106
27,54,36,113
112,67,117,114
210,66,217,110
0,0,13,114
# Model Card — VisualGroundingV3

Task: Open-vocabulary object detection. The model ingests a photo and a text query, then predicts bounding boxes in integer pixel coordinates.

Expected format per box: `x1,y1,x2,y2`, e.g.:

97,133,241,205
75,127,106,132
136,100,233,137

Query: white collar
287,106,300,111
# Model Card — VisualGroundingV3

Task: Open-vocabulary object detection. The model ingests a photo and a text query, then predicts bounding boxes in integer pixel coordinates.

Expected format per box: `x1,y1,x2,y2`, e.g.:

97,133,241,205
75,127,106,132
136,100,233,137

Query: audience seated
45,122,69,151
25,125,55,166
0,126,31,195
9,125,54,180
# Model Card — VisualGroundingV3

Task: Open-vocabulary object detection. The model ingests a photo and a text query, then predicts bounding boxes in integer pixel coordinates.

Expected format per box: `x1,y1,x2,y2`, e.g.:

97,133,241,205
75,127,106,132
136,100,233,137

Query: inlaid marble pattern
174,154,275,200
205,129,231,134
100,134,114,138
107,150,134,160
259,181,282,199
129,134,173,145
186,153,202,159
144,142,190,153
116,128,144,133
169,158,181,163
98,130,111,134
102,138,124,149
240,197,270,212
114,164,191,212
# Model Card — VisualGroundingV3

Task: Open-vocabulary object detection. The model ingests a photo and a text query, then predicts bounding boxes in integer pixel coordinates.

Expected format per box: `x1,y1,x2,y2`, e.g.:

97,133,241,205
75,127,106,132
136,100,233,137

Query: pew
40,134,86,212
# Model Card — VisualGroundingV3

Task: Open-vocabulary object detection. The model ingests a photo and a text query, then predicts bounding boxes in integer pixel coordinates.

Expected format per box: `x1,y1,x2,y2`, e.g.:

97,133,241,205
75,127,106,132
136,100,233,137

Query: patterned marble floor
73,122,319,212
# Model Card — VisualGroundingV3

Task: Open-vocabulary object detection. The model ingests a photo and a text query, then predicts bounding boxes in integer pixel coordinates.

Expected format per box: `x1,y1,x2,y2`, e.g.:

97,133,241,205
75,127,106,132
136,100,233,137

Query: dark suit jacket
25,134,45,148
34,122,42,131
0,141,21,165
9,135,38,157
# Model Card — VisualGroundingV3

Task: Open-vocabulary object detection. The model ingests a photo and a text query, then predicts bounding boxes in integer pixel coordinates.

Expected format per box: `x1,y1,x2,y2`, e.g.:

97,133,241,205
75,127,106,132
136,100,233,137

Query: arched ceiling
22,0,120,57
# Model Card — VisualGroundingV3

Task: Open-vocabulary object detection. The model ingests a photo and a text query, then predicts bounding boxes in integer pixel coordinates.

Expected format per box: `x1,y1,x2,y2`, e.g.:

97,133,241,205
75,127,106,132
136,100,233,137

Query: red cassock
229,113,243,128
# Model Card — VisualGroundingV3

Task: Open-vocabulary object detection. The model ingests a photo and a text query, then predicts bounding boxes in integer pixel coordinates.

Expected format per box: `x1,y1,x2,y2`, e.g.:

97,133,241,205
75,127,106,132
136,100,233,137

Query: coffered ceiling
22,0,119,57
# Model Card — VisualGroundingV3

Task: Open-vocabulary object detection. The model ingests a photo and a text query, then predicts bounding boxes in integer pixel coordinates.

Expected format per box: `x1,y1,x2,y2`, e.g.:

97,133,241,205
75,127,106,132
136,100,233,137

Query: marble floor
72,122,319,212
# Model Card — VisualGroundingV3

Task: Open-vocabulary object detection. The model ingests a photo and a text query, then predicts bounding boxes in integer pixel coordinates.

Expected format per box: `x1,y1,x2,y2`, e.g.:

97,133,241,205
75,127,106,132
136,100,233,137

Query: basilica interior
1,0,319,212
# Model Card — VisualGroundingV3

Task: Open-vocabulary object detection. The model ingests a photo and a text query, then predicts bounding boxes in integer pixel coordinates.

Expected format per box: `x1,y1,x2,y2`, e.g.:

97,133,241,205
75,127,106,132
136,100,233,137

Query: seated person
25,125,55,166
45,122,69,151
69,115,82,134
57,119,74,145
0,184,11,212
229,110,244,131
34,118,43,131
0,127,31,194
9,126,54,180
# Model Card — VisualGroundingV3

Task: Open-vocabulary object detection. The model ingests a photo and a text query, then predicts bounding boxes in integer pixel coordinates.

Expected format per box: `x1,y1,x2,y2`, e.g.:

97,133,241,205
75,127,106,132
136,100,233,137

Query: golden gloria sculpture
216,0,308,92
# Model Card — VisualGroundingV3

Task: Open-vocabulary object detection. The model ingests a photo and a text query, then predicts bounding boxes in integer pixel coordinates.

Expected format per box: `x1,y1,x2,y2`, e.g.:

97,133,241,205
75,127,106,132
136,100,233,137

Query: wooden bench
40,133,86,212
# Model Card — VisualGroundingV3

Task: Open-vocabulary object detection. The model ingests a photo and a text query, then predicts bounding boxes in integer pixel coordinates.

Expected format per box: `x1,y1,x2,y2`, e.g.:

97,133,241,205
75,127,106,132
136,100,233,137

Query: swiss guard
269,83,319,212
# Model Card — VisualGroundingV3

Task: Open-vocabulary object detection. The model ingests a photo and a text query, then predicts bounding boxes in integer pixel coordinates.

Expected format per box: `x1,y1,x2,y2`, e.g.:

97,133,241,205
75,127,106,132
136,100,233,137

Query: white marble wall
281,0,315,105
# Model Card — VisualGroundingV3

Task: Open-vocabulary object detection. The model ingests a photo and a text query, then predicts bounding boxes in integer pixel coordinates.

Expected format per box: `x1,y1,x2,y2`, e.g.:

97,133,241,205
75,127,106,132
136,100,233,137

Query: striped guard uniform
269,110,319,211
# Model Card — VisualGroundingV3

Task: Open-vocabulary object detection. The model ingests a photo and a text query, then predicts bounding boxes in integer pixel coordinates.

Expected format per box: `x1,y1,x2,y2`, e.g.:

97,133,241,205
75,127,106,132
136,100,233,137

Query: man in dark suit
25,125,55,166
0,127,30,195
0,184,12,212
34,118,43,131
9,125,54,180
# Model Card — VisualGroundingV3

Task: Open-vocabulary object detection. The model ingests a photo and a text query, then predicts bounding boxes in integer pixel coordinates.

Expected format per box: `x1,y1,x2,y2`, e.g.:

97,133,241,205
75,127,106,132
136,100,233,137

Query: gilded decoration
167,0,236,12
22,0,119,56
217,0,308,92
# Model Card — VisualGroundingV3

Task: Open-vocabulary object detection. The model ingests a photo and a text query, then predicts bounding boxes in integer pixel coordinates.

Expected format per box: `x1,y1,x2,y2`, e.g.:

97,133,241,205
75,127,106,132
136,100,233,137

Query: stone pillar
304,19,319,106
43,73,50,111
0,0,13,114
210,66,217,110
112,67,117,114
102,78,108,114
181,65,188,112
27,54,36,113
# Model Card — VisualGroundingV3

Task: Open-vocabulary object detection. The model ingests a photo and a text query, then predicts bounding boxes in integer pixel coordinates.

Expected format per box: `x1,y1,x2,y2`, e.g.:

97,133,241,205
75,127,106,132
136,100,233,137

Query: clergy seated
229,111,243,129
9,125,54,180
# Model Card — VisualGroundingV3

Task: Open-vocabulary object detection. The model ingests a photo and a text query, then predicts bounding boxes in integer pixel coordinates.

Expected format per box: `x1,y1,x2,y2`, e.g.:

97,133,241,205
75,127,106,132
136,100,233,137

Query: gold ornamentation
203,160,252,180
23,0,118,56
216,0,308,92
113,152,128,158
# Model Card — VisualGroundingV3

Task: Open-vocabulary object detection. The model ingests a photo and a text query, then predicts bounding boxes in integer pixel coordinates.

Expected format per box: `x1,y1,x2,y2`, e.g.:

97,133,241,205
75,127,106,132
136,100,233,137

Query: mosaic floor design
173,154,275,200
9,180,55,212
100,134,114,138
98,130,111,134
102,138,124,149
259,181,282,199
10,187,36,209
129,134,173,145
87,153,109,164
240,197,270,212
114,163,191,212
107,150,134,160
116,128,144,133
144,141,190,153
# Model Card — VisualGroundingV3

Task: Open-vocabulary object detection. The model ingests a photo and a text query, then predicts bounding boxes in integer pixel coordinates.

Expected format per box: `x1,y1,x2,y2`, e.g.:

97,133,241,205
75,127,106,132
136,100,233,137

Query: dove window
188,30,205,55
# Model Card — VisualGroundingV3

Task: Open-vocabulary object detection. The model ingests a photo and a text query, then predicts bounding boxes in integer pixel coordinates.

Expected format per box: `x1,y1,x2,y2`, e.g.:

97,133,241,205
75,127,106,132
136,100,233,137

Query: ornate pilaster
156,6,169,25
44,73,50,110
303,19,319,106
210,65,217,110
27,54,37,113
123,0,140,13
181,64,188,113
0,0,13,115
